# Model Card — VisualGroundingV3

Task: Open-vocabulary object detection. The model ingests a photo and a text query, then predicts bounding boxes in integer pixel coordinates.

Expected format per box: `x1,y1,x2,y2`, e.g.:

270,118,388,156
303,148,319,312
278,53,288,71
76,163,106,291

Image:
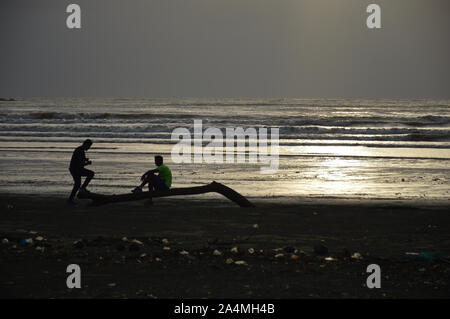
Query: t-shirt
157,164,172,188
69,146,87,171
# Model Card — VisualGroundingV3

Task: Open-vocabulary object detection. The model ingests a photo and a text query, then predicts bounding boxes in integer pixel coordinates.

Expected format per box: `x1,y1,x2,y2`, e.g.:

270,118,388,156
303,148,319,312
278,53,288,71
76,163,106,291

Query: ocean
0,98,449,199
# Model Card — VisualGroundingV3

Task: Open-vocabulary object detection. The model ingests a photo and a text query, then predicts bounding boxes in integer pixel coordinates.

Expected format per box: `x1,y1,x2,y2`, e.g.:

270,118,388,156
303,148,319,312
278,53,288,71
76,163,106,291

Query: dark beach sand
0,194,449,299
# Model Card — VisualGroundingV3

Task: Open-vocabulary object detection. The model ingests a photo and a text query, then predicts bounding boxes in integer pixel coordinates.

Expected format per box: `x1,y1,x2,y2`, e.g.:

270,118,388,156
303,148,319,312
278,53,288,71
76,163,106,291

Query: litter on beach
131,239,143,245
351,252,363,260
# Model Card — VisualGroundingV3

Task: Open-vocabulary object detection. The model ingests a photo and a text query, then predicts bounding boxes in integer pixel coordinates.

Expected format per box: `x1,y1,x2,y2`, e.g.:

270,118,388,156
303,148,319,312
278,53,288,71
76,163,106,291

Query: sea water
0,98,449,199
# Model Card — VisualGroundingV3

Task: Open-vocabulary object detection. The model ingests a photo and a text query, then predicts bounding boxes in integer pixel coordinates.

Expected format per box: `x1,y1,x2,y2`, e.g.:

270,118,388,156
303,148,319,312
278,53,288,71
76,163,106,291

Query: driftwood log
77,181,255,207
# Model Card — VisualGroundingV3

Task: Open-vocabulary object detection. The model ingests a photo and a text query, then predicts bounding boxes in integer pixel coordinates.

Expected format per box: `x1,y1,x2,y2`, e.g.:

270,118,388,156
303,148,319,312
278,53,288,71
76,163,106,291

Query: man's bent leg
132,173,151,193
81,169,95,189
69,174,81,201
146,173,157,192
145,174,157,205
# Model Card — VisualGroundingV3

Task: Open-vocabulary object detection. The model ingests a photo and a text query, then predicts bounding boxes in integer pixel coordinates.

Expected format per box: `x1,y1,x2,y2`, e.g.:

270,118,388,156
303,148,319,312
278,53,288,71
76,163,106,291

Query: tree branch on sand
77,181,255,208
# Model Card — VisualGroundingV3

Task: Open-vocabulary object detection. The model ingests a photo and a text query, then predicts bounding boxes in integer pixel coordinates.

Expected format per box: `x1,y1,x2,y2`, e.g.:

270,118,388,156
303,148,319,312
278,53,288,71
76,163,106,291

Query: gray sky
1,0,449,98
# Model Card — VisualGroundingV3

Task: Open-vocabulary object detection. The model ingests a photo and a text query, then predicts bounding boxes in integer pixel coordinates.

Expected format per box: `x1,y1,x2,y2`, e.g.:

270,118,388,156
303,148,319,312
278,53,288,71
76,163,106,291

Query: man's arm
82,151,92,166
141,168,159,181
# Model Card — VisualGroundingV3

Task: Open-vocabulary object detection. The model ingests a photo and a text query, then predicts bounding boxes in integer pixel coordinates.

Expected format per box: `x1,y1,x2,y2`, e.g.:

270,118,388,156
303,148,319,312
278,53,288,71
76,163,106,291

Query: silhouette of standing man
67,139,95,205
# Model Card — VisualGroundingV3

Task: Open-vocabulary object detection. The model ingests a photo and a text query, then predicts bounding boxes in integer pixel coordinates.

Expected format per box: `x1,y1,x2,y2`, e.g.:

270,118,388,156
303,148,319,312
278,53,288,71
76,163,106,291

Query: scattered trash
36,246,45,252
248,248,255,254
121,237,128,242
273,248,283,252
2,238,8,244
324,257,337,261
418,268,426,272
230,247,238,253
179,250,189,256
35,236,44,241
163,246,171,251
162,238,169,245
313,244,328,256
140,253,147,258
20,238,33,247
234,260,247,265
291,254,299,260
274,253,284,258
155,257,162,262
351,252,363,260
252,224,259,229
29,231,38,235
131,239,143,245
108,283,116,287
226,258,234,264
213,249,222,256
7,204,14,210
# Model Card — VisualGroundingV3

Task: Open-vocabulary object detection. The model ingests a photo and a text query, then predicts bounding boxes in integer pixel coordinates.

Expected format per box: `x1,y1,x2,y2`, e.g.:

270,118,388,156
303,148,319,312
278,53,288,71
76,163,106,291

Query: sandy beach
1,194,449,299
2,0,450,305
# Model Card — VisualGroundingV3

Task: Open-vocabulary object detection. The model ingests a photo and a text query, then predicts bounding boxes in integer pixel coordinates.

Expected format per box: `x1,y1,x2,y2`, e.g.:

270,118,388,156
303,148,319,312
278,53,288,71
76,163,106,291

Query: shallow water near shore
0,98,449,199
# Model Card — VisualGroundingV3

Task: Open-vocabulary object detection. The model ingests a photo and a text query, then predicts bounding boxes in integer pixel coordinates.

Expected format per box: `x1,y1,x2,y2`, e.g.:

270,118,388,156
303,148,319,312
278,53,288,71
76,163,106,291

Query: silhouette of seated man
132,155,172,196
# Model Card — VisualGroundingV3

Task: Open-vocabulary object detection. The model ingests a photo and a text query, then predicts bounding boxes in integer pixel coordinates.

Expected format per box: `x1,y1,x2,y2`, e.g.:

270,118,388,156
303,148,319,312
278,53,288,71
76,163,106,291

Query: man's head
82,139,93,150
155,155,163,166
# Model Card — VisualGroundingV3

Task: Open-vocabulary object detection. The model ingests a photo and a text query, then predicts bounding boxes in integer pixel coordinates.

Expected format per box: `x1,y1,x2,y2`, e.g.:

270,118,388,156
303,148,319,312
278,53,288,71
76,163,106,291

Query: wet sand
0,194,449,298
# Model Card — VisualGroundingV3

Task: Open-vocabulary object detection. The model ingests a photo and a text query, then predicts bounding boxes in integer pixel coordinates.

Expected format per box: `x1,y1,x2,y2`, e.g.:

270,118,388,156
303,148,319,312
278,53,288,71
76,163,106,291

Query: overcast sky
1,0,449,98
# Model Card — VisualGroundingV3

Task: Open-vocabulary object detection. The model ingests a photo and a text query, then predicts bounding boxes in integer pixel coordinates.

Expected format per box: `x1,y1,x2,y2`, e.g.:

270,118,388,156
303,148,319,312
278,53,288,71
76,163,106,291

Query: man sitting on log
132,155,172,197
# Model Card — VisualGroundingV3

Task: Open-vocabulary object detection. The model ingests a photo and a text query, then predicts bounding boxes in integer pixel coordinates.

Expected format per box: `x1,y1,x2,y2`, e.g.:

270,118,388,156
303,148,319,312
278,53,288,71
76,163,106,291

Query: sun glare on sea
288,145,372,196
